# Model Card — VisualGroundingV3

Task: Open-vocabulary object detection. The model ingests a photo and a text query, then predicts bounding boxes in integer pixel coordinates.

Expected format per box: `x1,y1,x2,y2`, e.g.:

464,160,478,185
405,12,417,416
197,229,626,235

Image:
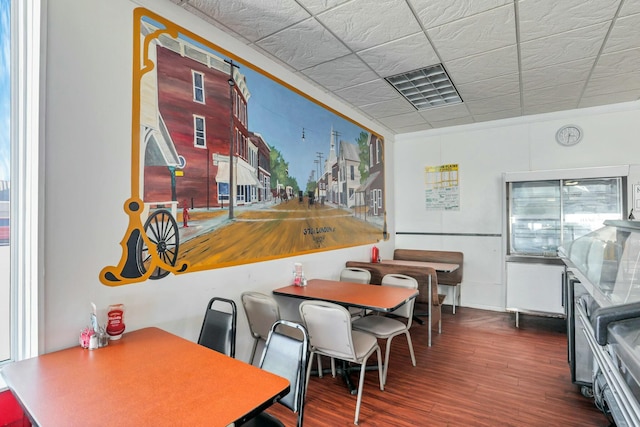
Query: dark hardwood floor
262,307,611,426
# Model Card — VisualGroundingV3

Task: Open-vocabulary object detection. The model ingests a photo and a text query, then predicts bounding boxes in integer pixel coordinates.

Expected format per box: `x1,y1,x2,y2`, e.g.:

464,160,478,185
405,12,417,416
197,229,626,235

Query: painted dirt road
177,199,381,271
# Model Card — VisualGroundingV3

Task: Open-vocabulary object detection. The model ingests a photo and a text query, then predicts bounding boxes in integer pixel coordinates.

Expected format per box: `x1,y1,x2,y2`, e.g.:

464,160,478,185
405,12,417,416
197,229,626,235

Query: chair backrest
241,291,280,340
381,273,418,320
197,297,237,358
340,267,371,284
258,320,309,427
299,300,356,361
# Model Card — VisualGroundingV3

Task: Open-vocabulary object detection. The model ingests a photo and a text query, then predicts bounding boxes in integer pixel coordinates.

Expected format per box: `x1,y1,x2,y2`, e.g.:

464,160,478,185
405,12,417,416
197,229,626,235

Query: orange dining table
0,327,289,427
273,278,418,312
273,278,418,394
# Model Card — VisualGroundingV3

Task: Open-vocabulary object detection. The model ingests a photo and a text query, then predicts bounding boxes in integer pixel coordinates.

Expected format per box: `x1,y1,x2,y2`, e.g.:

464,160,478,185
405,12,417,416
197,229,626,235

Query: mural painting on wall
100,8,387,286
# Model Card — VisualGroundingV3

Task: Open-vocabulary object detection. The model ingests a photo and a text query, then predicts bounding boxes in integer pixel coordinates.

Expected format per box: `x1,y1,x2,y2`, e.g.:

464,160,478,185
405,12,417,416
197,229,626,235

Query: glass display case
559,220,640,426
509,177,623,257
560,220,640,307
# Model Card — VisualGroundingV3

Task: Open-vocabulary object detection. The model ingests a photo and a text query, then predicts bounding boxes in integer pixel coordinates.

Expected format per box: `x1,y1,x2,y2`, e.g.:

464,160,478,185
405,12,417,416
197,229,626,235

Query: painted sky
241,66,367,188
0,0,9,182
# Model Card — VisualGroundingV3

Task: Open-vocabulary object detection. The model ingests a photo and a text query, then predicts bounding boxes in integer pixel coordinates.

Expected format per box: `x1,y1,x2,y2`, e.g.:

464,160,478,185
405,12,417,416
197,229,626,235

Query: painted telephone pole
225,59,239,219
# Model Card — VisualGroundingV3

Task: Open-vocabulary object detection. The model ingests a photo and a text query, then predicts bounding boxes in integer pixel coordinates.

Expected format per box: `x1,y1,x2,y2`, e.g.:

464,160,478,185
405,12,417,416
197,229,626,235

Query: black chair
241,319,309,427
197,297,237,358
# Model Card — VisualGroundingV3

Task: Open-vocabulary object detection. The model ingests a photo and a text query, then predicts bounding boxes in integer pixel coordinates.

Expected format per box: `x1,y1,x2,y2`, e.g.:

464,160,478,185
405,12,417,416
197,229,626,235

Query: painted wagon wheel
136,209,180,280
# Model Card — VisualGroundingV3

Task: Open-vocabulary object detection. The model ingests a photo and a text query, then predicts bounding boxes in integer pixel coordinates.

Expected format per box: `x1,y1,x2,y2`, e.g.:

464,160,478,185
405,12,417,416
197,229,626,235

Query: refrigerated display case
505,176,624,326
559,220,640,426
508,177,623,257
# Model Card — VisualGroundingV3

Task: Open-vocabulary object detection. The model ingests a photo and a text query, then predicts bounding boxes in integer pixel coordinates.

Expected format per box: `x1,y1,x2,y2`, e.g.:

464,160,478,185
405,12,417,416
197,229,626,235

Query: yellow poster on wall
424,164,459,211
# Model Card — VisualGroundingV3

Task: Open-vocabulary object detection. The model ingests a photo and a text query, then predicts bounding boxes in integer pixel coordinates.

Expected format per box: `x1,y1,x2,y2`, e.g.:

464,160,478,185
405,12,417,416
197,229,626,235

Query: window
192,70,204,103
350,165,355,180
507,177,625,256
1,0,42,370
218,182,229,202
194,115,205,147
0,0,9,364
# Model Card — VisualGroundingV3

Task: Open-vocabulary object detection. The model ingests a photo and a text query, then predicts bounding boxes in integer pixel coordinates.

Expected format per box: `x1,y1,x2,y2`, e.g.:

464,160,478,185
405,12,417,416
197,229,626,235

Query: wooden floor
263,307,611,426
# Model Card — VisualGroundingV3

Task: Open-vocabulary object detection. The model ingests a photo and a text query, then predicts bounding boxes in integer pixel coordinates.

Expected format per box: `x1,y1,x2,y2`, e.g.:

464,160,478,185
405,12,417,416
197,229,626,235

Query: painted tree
269,145,298,193
357,131,370,184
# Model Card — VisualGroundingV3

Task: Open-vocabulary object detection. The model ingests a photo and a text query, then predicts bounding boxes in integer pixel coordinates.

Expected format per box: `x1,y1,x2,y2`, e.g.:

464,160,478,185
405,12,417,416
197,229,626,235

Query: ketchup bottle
106,304,126,340
371,246,379,263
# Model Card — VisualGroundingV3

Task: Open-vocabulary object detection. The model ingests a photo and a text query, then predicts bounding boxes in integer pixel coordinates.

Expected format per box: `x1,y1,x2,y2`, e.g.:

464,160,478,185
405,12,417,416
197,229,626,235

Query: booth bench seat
393,249,464,314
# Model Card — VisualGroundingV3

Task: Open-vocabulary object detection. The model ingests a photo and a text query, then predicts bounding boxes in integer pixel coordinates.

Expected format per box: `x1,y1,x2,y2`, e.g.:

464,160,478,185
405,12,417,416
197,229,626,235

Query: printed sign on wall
425,164,459,211
100,8,387,286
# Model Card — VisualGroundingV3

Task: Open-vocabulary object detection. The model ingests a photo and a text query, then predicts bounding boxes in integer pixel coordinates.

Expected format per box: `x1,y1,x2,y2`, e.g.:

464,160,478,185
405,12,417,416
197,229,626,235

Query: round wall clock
556,125,583,146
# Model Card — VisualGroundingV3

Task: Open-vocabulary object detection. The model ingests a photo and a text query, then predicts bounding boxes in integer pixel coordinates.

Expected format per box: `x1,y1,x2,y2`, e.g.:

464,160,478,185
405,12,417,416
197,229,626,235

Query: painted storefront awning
215,161,263,188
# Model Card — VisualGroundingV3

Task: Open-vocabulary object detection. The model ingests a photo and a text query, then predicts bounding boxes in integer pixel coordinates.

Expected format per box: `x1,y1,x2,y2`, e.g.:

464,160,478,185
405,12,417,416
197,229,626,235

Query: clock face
556,125,582,146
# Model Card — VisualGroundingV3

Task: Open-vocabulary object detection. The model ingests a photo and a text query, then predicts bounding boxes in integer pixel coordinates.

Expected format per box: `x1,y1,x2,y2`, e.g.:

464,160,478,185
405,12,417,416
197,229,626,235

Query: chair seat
351,330,380,359
353,315,406,337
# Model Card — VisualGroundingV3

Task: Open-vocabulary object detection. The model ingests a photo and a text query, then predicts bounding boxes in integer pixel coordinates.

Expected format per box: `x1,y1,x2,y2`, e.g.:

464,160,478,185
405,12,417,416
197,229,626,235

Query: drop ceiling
170,0,640,134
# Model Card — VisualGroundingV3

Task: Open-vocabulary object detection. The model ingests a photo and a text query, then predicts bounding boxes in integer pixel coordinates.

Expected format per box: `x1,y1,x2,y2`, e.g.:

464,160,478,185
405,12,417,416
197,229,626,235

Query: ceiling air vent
385,64,462,110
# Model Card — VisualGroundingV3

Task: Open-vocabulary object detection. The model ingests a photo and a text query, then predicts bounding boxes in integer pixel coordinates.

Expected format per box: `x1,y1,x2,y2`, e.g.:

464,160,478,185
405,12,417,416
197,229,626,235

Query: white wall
394,103,640,311
42,0,394,358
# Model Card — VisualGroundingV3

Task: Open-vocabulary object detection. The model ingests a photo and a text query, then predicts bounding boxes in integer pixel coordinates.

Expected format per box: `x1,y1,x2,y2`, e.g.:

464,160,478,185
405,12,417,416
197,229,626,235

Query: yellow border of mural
100,8,386,286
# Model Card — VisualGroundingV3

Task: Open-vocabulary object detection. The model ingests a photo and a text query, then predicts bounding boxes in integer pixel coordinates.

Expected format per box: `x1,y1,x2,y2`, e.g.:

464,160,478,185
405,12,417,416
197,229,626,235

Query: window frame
0,0,43,378
193,114,206,148
192,70,204,104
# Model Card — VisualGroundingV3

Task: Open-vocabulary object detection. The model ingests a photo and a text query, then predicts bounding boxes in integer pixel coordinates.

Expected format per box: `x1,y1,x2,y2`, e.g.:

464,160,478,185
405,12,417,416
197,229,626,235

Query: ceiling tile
521,57,594,91
591,47,640,80
187,0,310,42
357,33,439,77
410,0,511,29
317,0,421,51
523,81,584,108
427,115,475,129
377,111,427,128
173,0,639,133
359,98,417,118
472,108,521,122
427,5,516,61
419,103,471,122
334,80,401,107
523,101,576,116
392,122,434,133
256,18,351,70
619,0,640,17
446,45,518,85
520,22,610,69
583,72,640,98
301,54,378,91
518,0,619,42
465,92,521,115
182,4,253,44
603,13,640,54
296,0,352,15
456,73,520,101
579,91,640,108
